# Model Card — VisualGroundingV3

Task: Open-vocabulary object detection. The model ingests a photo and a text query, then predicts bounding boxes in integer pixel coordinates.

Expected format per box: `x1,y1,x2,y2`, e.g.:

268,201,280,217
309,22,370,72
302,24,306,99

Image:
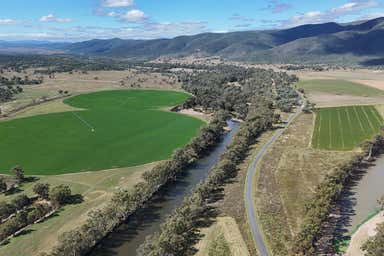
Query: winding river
90,120,240,256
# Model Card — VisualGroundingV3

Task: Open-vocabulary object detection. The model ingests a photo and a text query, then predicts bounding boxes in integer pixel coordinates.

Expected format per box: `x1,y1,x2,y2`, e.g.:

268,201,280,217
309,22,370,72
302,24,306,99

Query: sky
0,0,383,41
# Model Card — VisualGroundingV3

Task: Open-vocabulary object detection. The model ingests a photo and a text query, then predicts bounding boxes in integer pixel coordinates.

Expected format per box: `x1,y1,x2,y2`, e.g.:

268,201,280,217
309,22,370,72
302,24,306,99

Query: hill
1,17,384,64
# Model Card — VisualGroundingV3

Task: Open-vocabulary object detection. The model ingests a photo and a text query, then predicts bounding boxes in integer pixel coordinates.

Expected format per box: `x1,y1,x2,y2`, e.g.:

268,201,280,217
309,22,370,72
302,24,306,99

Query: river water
345,156,384,233
90,120,240,256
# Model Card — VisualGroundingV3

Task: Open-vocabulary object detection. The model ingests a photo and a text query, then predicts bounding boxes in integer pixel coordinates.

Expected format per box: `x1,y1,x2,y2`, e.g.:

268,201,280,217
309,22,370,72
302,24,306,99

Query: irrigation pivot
71,112,96,132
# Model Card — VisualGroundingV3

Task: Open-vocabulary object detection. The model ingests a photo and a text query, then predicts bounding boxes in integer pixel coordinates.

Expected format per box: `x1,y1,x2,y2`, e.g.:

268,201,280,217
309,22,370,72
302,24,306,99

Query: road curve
244,108,302,256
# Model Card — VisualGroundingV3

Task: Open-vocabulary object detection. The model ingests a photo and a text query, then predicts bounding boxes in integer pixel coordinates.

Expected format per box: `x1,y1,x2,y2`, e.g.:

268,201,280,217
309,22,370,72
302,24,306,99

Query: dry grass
0,69,182,116
376,104,384,118
195,217,250,256
295,70,384,107
0,163,157,256
254,113,356,255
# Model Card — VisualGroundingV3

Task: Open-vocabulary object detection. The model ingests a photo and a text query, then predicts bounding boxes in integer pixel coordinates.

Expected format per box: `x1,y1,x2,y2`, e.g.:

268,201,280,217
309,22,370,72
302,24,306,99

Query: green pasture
0,90,204,175
312,105,383,150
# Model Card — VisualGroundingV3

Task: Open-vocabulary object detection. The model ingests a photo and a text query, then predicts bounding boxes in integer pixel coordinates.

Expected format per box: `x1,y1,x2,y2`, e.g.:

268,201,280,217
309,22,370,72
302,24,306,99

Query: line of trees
45,112,229,256
137,100,275,256
292,132,384,255
0,184,73,244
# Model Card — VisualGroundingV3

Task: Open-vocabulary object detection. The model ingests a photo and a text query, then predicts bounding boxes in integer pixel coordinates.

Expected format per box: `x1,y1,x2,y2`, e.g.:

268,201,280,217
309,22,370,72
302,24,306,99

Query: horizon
0,0,384,42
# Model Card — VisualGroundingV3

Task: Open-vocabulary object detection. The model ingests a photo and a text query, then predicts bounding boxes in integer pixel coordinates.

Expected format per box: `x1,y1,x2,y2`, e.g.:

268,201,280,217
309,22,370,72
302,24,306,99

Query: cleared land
296,79,384,107
254,113,355,255
0,90,203,175
312,106,383,151
298,79,384,97
0,163,157,256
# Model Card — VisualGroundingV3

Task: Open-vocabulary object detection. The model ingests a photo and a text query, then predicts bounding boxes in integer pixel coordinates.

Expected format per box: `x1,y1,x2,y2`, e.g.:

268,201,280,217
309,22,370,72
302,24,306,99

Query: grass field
297,79,384,97
0,90,203,175
312,106,383,150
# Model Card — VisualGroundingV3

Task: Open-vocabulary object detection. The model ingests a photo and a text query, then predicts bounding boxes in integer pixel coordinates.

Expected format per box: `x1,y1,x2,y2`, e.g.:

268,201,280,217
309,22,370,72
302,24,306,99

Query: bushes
361,222,384,255
0,203,53,242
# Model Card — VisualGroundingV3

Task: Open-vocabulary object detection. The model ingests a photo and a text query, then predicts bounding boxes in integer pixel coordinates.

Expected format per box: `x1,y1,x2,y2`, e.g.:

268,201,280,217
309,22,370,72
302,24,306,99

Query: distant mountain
1,17,384,65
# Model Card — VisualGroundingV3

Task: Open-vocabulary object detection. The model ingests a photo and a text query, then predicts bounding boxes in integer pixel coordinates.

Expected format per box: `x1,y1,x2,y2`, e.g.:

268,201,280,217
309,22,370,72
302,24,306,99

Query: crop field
297,79,384,97
0,90,203,175
312,105,383,150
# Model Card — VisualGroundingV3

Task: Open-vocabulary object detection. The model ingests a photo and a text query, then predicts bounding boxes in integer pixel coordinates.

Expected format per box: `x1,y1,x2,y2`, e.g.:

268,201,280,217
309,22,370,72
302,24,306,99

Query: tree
33,183,50,199
0,177,6,193
378,195,384,210
12,165,24,183
50,185,71,206
362,223,384,255
11,195,30,210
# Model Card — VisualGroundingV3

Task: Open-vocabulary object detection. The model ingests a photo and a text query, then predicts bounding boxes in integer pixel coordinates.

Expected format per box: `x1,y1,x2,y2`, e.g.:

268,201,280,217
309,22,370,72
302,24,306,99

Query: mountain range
1,17,384,65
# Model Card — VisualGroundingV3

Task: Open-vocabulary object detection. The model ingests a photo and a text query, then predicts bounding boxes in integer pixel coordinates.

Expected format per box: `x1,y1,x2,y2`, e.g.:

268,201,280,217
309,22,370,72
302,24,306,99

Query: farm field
297,79,384,97
0,90,203,175
312,105,384,151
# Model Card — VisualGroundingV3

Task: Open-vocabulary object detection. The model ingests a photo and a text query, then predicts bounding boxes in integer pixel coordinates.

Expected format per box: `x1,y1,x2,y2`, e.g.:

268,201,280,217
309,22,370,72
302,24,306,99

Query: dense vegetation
292,132,384,255
0,54,135,74
179,65,299,118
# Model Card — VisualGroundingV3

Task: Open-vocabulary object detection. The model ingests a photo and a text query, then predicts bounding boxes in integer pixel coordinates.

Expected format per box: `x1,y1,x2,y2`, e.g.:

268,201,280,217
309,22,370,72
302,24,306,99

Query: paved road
244,108,302,256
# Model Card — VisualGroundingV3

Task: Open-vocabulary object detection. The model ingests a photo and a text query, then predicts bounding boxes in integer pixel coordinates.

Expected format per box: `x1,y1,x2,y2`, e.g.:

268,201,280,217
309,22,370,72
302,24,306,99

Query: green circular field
0,90,204,175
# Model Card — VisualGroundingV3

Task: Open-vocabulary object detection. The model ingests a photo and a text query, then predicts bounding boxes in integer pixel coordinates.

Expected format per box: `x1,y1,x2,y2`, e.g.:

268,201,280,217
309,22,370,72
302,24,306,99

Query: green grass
0,90,204,175
297,79,384,97
312,105,383,150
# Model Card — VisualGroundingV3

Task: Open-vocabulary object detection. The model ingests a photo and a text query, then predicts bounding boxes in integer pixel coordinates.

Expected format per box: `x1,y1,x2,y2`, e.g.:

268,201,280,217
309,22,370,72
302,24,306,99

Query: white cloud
40,14,72,23
0,19,17,25
102,0,134,7
282,0,382,27
120,9,147,22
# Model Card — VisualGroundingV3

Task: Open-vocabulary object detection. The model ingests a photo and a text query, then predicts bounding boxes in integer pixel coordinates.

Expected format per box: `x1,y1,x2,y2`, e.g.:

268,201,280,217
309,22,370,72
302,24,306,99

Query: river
90,120,240,256
343,156,384,234
348,156,384,232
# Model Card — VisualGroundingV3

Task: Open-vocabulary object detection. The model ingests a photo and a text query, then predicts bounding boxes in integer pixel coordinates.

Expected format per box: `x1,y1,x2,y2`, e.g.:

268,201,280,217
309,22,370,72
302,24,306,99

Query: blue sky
0,0,383,41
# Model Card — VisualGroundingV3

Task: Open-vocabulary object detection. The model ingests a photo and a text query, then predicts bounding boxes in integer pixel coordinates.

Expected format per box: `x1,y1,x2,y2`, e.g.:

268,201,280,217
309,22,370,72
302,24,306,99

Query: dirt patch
352,79,384,91
307,92,384,107
195,217,250,256
347,211,384,256
177,108,211,122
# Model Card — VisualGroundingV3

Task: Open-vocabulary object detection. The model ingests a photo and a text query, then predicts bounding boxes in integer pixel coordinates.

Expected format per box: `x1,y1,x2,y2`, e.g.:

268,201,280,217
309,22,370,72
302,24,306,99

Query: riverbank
347,211,384,256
